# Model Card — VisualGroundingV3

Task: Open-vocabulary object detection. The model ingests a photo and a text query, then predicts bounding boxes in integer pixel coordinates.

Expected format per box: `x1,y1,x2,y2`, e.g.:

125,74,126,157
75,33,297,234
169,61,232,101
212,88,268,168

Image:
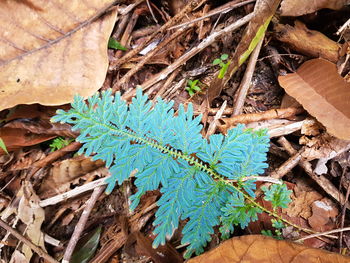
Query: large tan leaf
280,0,350,16
278,58,350,140
0,0,118,111
187,235,350,263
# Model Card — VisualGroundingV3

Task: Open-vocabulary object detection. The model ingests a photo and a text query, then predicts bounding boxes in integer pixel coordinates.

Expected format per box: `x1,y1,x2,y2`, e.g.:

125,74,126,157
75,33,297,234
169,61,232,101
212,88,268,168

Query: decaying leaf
0,0,118,111
39,156,105,197
308,198,338,232
124,231,183,263
280,0,350,16
278,58,350,140
275,21,341,63
0,127,55,155
12,183,46,261
187,235,350,263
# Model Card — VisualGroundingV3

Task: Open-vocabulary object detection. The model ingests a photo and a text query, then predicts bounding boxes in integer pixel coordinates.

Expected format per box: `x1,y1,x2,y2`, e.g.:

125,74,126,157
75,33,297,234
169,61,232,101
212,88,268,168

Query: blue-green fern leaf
52,88,278,259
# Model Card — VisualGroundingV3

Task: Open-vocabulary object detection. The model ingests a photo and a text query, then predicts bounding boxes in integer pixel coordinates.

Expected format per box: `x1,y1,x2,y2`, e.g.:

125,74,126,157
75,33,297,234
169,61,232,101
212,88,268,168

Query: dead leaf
0,0,118,111
308,198,339,232
280,0,350,16
187,235,350,263
124,231,183,263
275,21,341,63
278,58,350,140
4,118,77,138
39,156,105,196
16,183,46,261
0,127,55,155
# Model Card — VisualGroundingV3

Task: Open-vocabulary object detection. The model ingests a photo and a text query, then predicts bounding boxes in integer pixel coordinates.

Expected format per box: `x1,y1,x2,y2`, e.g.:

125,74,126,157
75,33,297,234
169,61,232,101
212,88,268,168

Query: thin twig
241,176,282,184
110,0,207,70
220,107,303,128
114,28,188,90
152,67,182,100
62,185,105,263
232,37,264,115
206,100,227,137
278,136,350,209
168,0,255,30
0,219,59,263
296,227,350,242
339,182,350,251
122,12,254,100
39,174,109,207
146,0,158,24
270,148,303,180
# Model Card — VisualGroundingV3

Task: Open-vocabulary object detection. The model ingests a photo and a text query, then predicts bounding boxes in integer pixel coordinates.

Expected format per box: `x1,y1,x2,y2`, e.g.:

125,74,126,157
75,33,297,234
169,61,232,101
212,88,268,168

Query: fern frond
52,88,278,258
220,191,262,239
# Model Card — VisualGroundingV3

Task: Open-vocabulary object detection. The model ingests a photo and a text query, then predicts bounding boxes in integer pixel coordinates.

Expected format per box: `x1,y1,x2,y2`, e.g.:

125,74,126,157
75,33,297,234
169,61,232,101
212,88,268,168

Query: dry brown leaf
0,127,55,154
278,58,350,140
275,21,341,62
280,0,350,16
124,231,183,263
39,156,105,197
187,235,350,263
0,0,118,111
308,198,339,232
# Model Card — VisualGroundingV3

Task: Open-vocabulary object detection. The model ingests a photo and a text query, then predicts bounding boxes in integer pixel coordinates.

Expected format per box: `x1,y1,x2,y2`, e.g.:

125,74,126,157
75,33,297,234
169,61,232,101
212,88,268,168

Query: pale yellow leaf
0,0,118,111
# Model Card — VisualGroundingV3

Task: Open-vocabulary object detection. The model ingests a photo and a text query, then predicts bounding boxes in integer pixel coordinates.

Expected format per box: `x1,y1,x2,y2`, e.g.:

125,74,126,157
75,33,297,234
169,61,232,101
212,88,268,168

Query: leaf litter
0,0,349,262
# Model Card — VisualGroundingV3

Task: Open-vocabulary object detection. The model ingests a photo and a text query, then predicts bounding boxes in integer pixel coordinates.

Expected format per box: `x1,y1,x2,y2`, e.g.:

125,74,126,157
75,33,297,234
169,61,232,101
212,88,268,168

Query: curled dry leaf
278,58,350,140
280,0,349,16
0,0,118,111
275,21,341,63
0,127,55,155
187,235,350,263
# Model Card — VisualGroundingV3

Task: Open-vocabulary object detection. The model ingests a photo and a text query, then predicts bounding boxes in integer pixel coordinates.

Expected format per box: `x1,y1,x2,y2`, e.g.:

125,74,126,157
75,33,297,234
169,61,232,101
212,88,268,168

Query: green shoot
49,137,74,152
213,54,230,79
185,79,202,97
261,219,285,240
108,38,127,51
0,137,8,154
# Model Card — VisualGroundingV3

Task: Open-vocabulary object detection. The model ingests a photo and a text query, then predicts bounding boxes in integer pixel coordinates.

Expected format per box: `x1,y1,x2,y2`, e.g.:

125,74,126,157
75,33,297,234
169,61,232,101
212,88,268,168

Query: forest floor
0,0,349,262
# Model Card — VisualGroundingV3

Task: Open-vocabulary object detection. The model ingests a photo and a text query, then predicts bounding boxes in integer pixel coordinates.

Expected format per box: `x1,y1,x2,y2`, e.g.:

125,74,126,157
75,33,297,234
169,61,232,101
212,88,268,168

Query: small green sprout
261,219,285,240
185,79,202,97
212,53,231,79
49,137,74,152
0,137,8,154
108,38,127,51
